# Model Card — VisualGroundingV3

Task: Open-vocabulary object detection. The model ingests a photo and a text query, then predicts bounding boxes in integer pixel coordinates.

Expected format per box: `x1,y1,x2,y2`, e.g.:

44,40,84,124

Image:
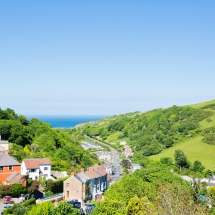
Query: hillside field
150,135,215,170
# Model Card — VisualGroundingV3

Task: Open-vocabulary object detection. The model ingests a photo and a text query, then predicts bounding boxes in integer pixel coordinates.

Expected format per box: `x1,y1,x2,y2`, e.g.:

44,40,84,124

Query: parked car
68,200,81,209
2,196,12,204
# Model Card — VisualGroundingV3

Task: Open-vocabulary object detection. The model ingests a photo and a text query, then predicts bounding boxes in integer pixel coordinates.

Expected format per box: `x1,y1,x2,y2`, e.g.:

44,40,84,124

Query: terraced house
63,165,108,201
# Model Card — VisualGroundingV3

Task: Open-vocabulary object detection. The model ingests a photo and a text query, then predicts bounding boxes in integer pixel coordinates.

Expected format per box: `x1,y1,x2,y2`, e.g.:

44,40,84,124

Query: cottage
64,169,91,202
21,158,53,180
94,151,111,161
63,165,108,201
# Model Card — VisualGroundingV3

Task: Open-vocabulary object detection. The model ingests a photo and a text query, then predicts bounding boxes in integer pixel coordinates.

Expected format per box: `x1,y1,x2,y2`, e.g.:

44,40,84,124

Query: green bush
45,191,54,197
3,208,12,214
22,198,36,207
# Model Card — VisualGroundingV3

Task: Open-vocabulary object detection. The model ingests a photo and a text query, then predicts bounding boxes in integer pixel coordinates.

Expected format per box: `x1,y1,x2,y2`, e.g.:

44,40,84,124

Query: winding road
84,135,122,181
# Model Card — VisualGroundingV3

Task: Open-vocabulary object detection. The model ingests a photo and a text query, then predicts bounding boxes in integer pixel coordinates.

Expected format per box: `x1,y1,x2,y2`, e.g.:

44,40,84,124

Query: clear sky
0,1,215,115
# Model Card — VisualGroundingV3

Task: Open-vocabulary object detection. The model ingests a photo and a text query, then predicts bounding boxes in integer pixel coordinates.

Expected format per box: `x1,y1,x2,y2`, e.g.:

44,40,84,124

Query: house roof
6,172,26,184
23,158,51,169
97,167,107,176
0,140,9,144
95,151,111,157
75,172,91,183
85,170,99,179
0,152,20,166
6,172,19,182
0,145,6,152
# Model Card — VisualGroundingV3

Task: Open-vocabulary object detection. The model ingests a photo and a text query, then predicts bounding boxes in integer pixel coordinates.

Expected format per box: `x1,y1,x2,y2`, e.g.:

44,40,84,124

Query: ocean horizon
26,115,107,128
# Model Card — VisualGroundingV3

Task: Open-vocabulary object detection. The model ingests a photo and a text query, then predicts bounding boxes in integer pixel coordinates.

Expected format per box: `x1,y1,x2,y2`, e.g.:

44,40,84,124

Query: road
84,135,122,181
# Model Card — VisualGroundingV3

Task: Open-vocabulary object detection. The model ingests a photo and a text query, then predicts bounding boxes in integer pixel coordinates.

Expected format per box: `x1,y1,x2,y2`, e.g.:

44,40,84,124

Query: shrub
45,191,54,197
22,198,36,207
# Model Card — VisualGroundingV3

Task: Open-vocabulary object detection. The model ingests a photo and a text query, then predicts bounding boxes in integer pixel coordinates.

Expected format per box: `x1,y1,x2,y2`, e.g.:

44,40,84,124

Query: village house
102,164,112,175
0,135,10,153
64,169,91,202
0,152,26,185
21,158,53,180
63,165,108,202
94,151,111,161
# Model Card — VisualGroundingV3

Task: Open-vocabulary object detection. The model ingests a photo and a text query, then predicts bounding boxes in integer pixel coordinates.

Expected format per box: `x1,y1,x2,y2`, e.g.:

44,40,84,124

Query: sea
26,115,107,128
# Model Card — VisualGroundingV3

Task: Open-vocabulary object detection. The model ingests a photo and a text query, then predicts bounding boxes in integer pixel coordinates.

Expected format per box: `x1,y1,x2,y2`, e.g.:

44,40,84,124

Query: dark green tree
174,150,188,171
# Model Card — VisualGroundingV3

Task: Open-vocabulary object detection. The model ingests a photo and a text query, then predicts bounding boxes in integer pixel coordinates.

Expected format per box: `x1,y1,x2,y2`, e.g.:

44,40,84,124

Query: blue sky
0,1,215,115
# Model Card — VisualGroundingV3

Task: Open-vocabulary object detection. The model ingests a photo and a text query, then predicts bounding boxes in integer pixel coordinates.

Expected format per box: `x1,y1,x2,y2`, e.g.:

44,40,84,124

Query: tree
160,157,173,166
25,201,54,215
174,150,188,171
192,160,205,173
126,195,157,215
9,184,27,197
157,182,206,214
52,201,80,215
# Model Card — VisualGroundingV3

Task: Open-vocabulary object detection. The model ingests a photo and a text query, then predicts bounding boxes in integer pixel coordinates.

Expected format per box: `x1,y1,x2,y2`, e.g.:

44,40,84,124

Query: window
30,169,36,172
0,166,3,171
67,191,69,198
66,183,69,188
44,167,48,170
8,166,13,170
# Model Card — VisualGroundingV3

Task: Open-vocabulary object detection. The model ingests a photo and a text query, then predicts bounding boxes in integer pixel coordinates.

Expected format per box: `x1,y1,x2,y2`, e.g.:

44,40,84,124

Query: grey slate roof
94,170,102,177
75,172,91,183
6,172,19,182
0,152,20,166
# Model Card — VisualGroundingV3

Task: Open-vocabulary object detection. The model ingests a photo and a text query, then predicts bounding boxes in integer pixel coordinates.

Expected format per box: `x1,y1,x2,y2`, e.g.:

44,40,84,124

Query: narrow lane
84,135,122,181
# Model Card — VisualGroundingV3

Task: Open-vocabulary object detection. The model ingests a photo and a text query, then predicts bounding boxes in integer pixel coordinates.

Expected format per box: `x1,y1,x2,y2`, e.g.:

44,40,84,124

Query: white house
0,135,9,152
95,151,111,161
21,158,53,180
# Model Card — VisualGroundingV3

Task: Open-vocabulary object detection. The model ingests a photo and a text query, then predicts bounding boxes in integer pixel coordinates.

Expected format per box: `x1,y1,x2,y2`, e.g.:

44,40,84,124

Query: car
68,200,81,209
2,196,12,204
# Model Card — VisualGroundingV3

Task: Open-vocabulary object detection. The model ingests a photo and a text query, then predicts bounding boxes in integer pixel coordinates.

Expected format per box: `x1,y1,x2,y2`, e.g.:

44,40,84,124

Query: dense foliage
91,162,207,215
0,108,98,171
82,105,212,157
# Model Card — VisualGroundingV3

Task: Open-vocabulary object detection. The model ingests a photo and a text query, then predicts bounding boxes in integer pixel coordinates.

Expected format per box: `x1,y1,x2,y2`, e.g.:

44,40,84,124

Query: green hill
82,99,215,169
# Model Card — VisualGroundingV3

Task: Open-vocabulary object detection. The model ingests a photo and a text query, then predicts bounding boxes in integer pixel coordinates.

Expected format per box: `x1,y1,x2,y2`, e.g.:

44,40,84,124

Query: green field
150,135,215,170
106,131,122,143
199,112,215,129
188,99,215,109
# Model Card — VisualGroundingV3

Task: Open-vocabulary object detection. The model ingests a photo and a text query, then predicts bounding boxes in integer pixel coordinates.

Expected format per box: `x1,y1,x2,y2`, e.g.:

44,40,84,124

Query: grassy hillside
150,135,215,169
81,99,215,169
188,99,215,109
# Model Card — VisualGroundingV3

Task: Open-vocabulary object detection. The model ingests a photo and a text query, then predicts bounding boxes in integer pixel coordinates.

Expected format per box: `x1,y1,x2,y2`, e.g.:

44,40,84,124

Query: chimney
89,167,94,172
81,168,84,173
71,172,75,176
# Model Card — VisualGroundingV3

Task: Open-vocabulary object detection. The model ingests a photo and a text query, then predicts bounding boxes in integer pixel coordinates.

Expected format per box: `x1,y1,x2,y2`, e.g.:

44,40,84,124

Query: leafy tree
126,195,157,215
157,182,206,214
174,150,188,171
25,201,54,215
52,201,79,215
160,157,173,166
9,184,27,197
192,160,205,173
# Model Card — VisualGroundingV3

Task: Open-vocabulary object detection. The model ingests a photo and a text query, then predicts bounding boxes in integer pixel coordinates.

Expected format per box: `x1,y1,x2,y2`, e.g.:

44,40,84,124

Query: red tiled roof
85,171,99,179
97,167,107,176
24,158,51,169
